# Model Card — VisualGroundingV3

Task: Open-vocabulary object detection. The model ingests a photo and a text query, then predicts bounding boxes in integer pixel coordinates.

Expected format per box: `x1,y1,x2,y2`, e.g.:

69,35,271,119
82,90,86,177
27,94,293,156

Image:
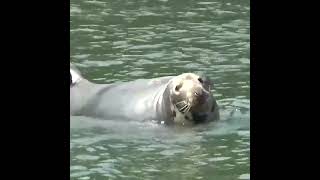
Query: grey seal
70,64,219,126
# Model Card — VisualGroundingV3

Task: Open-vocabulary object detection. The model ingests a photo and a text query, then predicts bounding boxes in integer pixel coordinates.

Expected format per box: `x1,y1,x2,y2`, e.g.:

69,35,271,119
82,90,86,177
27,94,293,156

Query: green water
70,0,250,179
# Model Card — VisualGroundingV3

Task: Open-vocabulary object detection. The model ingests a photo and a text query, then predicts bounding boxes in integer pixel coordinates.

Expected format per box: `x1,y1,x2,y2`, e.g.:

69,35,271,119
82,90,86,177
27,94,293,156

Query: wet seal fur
70,63,219,126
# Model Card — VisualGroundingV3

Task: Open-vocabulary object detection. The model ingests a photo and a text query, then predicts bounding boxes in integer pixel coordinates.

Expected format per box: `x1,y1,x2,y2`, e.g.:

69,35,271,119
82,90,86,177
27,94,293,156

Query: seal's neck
153,82,174,124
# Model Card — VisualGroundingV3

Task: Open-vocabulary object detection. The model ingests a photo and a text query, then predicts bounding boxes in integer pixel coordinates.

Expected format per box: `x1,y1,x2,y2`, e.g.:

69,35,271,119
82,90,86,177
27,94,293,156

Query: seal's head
168,73,217,125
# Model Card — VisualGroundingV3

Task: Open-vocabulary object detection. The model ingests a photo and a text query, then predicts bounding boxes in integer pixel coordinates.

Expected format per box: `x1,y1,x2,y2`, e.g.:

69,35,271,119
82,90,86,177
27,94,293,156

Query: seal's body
70,64,219,126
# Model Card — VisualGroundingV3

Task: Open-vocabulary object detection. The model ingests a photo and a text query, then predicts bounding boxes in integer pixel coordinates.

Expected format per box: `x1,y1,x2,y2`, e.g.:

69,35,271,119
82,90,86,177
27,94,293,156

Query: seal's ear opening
175,83,183,92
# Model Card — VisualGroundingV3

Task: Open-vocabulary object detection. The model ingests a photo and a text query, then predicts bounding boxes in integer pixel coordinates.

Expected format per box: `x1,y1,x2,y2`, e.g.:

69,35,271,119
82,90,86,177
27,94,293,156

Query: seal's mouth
192,112,209,124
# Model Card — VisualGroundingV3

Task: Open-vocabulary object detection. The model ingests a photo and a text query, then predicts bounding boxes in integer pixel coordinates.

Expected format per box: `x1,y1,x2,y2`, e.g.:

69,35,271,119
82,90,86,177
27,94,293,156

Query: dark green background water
70,0,250,179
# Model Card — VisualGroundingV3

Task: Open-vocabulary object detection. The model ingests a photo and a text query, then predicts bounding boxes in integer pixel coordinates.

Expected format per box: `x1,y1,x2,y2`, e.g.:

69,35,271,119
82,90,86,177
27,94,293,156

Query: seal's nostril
196,90,209,104
198,78,203,83
202,90,209,96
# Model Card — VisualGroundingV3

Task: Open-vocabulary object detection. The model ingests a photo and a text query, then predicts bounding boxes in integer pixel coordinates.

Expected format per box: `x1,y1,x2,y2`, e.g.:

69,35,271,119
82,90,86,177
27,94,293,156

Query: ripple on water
127,44,166,50
86,147,96,152
84,0,107,6
70,165,88,171
95,162,122,174
217,145,228,149
236,157,249,161
76,154,100,161
108,144,128,148
239,173,250,179
70,7,82,14
126,70,149,77
208,157,231,162
71,54,90,60
159,149,186,156
82,60,124,67
144,168,161,172
95,145,108,150
137,146,156,152
70,171,92,178
231,148,250,153
194,161,208,166
78,176,90,180
239,58,250,64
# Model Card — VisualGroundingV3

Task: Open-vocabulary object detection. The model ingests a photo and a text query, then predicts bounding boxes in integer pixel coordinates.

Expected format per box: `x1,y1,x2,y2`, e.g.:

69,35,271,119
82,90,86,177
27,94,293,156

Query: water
70,0,250,179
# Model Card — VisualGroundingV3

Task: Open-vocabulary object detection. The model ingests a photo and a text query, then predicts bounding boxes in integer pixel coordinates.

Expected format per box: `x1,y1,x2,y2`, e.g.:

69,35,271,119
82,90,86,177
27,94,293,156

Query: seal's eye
198,78,204,84
175,83,182,92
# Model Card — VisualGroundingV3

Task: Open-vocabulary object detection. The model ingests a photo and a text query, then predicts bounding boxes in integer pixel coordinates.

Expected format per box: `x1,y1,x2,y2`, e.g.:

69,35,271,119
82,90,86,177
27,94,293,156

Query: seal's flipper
70,63,83,86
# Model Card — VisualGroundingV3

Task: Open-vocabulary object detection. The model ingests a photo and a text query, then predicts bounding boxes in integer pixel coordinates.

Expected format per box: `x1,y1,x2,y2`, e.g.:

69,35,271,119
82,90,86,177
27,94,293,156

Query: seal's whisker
182,103,191,113
185,103,192,113
179,104,188,112
175,101,186,106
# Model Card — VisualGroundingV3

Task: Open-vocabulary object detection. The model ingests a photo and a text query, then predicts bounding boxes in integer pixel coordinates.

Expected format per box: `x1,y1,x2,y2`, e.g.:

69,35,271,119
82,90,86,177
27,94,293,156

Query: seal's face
169,73,215,125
